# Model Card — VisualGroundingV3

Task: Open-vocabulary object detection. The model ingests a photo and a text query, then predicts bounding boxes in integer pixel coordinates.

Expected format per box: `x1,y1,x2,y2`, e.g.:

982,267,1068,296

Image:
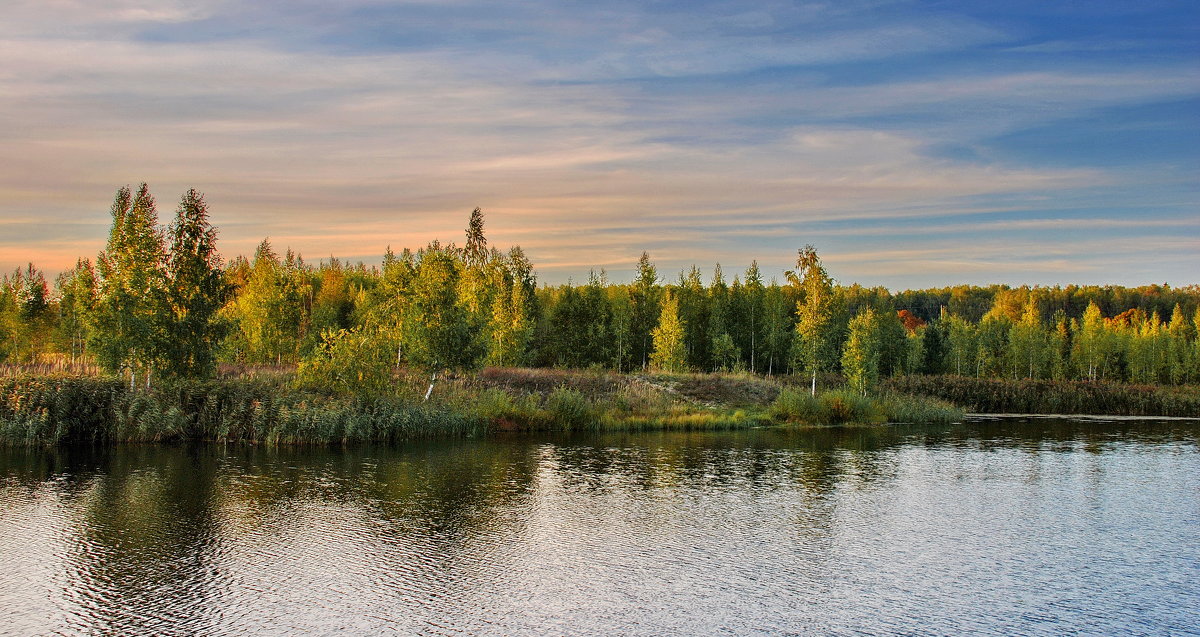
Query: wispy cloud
0,0,1196,287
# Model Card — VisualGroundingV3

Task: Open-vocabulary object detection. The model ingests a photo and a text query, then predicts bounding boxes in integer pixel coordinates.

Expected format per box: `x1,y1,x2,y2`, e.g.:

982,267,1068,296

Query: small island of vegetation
2,184,1198,445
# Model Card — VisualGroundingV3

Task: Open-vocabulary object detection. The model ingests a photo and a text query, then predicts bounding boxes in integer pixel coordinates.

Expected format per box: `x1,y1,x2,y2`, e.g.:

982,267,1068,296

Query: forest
3,184,1200,400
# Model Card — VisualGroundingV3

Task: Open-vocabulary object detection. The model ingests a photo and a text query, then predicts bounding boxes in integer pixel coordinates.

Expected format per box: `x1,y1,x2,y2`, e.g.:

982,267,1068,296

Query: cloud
0,1,1196,288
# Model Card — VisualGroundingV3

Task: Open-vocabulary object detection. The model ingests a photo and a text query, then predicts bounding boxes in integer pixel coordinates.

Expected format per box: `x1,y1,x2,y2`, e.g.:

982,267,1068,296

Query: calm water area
2,418,1198,636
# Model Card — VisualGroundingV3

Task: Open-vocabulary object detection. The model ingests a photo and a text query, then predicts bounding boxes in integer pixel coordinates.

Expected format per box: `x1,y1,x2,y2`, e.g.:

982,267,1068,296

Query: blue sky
1,0,1196,288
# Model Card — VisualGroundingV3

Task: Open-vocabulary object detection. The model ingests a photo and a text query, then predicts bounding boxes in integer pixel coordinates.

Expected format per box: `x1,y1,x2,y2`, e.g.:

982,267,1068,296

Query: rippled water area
2,419,1198,636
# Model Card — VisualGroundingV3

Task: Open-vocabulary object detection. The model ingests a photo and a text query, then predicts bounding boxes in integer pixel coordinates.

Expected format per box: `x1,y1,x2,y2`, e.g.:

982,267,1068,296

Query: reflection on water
2,420,1198,635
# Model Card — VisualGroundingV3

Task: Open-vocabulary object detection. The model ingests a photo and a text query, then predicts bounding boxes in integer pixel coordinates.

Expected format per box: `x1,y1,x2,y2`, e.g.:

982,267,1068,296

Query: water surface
2,419,1197,635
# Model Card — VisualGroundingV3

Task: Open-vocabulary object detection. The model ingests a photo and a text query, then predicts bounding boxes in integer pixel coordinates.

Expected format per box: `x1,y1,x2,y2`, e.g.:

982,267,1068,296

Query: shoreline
3,369,1197,446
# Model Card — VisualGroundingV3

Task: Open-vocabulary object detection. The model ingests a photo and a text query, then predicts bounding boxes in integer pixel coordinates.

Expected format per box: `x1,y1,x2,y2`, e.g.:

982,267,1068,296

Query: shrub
544,387,593,430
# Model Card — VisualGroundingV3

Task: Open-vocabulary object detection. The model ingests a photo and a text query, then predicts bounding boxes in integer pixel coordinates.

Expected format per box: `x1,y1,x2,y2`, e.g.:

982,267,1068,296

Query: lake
2,418,1197,635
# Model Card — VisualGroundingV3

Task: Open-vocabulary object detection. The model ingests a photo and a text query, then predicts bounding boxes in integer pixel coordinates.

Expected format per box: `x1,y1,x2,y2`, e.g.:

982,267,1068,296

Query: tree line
3,184,1200,394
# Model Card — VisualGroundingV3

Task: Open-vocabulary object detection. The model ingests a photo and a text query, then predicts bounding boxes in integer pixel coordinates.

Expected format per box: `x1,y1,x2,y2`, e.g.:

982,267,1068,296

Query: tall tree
160,189,228,378
762,281,793,376
676,266,710,370
650,291,688,372
92,184,166,386
55,259,98,364
403,247,478,395
464,207,488,268
630,252,660,370
842,308,880,395
1007,297,1049,380
791,246,835,395
1166,304,1194,384
741,261,765,372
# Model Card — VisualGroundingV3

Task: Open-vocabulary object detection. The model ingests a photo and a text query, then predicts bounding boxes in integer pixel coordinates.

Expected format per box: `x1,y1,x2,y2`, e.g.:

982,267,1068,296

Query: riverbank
884,375,1200,418
1,369,965,445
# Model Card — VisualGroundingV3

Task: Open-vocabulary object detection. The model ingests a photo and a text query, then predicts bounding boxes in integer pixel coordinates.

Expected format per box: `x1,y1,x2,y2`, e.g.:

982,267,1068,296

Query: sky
1,0,1197,289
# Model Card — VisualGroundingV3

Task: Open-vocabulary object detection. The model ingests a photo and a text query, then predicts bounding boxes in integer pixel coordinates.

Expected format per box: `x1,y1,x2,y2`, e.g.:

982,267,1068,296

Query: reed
769,387,963,425
884,375,1200,417
0,375,480,446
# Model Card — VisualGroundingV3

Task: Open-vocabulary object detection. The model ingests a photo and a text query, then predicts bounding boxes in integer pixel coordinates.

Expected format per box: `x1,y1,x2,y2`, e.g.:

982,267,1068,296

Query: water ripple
0,421,1197,635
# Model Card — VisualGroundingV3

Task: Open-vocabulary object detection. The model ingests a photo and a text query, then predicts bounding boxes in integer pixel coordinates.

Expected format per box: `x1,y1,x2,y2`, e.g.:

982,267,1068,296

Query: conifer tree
762,281,793,376
677,266,710,370
160,189,228,378
607,286,634,371
742,261,765,372
630,252,660,370
464,207,488,268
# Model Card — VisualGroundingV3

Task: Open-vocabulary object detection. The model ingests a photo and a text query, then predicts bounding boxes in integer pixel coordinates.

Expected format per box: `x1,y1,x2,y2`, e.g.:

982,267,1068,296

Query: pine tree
762,281,793,376
676,266,710,370
630,252,660,370
742,261,764,372
160,189,228,378
464,207,488,268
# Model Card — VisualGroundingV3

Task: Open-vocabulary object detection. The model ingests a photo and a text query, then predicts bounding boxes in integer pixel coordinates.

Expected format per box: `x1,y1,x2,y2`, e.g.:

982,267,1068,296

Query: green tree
1049,311,1073,381
790,246,835,395
903,325,927,375
91,184,166,386
650,291,688,372
741,261,765,372
762,281,793,376
607,286,634,371
975,315,1011,378
630,252,660,370
1073,302,1118,381
159,189,228,378
228,240,295,364
54,259,98,364
297,326,395,396
943,312,976,376
403,247,478,397
1165,304,1194,384
842,308,880,395
1007,298,1050,380
676,266,710,370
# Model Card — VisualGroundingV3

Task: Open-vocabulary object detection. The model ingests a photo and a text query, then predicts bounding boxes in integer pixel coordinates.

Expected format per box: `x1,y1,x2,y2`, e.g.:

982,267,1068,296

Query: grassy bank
0,368,977,445
0,375,480,446
768,388,964,426
883,375,1200,417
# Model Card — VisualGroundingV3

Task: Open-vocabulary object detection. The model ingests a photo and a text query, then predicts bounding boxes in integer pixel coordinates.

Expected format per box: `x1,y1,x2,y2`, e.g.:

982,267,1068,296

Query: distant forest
3,184,1199,393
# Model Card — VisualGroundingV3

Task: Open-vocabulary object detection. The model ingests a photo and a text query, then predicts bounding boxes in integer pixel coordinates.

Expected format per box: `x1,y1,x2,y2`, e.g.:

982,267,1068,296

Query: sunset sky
1,0,1197,288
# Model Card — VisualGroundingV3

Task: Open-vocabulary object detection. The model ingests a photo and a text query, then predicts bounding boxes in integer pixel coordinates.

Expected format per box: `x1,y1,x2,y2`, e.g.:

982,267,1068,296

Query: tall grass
769,387,963,425
884,375,1200,417
0,375,480,446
